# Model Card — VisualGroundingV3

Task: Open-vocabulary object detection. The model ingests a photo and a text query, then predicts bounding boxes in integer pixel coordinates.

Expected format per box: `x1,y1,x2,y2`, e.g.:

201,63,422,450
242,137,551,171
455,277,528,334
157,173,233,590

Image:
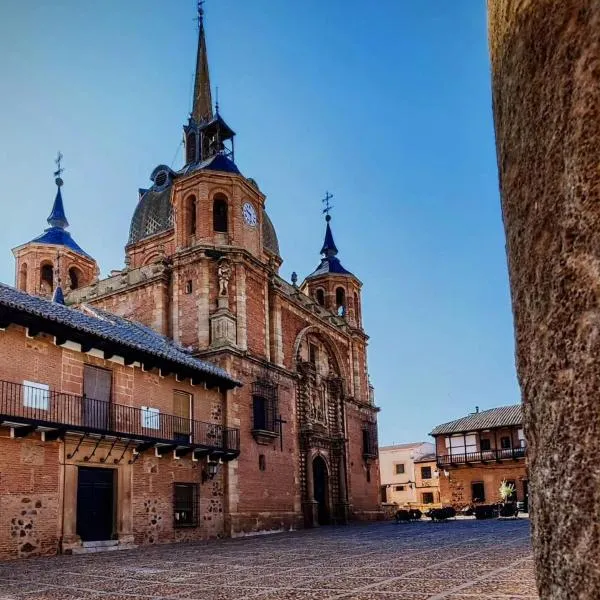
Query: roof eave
0,303,240,390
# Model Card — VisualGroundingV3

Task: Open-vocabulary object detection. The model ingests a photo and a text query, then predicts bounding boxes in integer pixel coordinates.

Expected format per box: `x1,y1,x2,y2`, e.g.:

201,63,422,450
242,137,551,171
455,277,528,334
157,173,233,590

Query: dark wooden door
173,391,191,443
313,456,330,525
83,365,112,430
76,467,115,541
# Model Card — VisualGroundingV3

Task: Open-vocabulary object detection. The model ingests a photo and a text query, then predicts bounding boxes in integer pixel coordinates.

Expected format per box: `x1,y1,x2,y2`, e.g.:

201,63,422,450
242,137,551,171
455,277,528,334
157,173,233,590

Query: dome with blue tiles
29,178,91,258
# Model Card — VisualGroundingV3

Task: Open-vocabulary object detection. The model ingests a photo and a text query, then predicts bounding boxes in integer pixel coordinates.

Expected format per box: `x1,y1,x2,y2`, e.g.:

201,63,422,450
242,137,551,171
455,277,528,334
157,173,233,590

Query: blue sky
0,1,520,445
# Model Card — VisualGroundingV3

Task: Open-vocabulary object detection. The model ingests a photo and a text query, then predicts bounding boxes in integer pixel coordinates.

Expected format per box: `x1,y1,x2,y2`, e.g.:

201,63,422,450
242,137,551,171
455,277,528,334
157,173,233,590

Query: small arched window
213,196,228,233
41,263,54,292
68,267,81,290
335,287,346,316
186,195,197,237
186,132,197,164
19,263,28,291
315,288,325,306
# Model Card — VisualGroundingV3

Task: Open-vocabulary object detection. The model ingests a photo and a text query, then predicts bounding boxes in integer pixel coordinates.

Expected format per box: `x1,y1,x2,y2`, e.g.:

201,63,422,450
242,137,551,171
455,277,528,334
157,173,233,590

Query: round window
154,170,168,188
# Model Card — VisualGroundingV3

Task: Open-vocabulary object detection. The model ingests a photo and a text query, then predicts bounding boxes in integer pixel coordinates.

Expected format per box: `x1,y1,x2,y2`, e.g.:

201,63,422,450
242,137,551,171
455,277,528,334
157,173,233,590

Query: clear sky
0,1,520,445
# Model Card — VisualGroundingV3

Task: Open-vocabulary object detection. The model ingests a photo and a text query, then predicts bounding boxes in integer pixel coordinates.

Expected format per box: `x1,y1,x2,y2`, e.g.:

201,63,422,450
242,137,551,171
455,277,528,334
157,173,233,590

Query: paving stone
0,520,537,599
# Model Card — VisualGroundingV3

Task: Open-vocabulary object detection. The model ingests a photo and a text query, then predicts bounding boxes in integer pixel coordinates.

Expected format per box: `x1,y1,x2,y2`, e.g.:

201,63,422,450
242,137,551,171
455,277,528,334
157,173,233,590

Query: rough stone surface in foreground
488,1,600,596
0,520,536,599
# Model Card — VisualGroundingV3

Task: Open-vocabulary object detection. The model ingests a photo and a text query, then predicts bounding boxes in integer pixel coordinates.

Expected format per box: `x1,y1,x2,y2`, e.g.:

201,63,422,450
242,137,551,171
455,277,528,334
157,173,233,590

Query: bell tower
301,194,363,329
183,2,235,168
12,154,98,298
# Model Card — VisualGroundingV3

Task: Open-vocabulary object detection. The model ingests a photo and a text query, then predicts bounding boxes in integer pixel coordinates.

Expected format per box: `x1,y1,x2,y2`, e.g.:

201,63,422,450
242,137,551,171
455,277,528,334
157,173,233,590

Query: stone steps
71,541,137,554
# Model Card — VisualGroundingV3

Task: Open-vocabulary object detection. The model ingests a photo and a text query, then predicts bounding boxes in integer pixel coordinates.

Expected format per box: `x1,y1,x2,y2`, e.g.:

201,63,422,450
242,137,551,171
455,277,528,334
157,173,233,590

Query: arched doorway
313,456,330,525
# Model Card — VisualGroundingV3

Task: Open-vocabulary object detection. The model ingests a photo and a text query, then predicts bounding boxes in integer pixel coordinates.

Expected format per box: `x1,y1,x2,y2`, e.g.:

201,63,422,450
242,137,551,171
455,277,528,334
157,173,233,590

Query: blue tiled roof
0,283,240,388
30,227,92,258
47,188,69,229
320,222,338,256
306,256,354,279
179,153,240,176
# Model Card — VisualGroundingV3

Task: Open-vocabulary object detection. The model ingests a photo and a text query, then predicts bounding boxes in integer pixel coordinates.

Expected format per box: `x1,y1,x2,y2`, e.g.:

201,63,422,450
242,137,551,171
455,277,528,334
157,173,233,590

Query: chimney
475,406,480,413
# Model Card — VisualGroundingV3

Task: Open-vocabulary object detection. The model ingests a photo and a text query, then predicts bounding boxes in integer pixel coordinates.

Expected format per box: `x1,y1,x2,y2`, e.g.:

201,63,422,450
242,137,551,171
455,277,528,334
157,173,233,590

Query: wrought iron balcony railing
436,446,526,467
0,380,240,458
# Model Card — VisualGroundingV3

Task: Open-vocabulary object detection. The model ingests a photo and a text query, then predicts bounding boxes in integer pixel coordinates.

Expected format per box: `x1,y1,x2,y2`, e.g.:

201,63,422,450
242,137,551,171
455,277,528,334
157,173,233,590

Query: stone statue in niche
217,260,231,297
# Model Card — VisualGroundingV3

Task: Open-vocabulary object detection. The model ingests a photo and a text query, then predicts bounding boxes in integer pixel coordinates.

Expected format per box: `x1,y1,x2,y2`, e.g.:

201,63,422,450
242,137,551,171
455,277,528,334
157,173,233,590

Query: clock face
242,202,258,227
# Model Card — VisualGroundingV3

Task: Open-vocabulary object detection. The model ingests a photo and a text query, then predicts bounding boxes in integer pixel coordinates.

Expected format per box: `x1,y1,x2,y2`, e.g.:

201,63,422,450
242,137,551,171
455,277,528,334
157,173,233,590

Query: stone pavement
0,518,537,600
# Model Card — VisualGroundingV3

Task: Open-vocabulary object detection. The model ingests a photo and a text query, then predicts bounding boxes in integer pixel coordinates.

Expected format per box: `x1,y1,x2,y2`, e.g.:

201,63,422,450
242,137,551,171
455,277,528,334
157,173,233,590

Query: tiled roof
429,404,522,436
0,283,240,388
379,442,429,451
178,153,240,177
414,453,437,463
262,211,280,256
306,256,354,279
30,227,92,258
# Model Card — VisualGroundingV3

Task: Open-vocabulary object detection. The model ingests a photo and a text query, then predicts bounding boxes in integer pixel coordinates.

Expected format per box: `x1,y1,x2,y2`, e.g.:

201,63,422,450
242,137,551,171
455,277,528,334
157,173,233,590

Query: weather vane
53,151,64,187
322,191,334,221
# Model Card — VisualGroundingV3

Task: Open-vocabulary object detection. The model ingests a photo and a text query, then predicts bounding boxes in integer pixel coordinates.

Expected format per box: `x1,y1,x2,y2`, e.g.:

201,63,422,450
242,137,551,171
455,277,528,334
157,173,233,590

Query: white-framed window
445,434,477,455
23,381,49,410
141,406,160,430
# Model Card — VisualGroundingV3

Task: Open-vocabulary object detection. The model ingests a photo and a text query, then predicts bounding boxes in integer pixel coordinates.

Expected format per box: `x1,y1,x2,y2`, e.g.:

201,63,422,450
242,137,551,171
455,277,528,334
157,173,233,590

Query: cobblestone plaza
0,519,537,600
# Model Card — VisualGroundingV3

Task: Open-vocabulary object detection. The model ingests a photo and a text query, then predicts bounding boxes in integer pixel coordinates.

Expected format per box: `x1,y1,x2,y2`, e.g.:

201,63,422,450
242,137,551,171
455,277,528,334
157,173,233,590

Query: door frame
312,455,331,526
76,465,117,542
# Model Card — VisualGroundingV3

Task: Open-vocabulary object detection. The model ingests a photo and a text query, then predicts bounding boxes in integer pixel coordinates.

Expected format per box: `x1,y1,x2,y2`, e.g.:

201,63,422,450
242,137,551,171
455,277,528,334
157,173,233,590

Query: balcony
0,380,240,461
436,447,526,467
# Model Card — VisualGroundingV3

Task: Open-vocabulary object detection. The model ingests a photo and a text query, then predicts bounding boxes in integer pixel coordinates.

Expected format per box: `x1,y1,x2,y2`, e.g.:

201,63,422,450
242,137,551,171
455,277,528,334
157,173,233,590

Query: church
0,6,380,558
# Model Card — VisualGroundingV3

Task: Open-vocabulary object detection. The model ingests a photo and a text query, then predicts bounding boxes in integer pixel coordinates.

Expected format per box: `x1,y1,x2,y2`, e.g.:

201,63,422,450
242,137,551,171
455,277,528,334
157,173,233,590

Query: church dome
262,211,280,256
128,187,174,245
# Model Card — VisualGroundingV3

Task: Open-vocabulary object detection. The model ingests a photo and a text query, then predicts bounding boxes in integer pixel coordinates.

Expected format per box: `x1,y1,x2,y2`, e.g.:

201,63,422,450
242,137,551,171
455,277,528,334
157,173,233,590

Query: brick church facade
0,8,380,558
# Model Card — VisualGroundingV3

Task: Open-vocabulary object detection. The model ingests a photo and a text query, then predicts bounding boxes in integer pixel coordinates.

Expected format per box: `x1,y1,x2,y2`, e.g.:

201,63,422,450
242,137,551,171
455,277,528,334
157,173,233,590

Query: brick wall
439,463,528,507
0,324,228,559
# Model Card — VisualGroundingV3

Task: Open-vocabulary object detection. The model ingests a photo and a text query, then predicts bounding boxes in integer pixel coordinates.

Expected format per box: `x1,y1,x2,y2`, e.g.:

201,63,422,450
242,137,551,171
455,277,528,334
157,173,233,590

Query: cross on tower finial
53,151,64,187
322,191,334,222
197,0,205,24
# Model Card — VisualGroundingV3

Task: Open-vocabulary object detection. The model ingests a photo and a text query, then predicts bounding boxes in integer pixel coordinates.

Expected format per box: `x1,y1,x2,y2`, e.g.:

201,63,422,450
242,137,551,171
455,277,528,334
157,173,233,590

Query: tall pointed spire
192,1,213,124
48,152,68,229
320,217,338,257
305,192,354,280
320,191,337,256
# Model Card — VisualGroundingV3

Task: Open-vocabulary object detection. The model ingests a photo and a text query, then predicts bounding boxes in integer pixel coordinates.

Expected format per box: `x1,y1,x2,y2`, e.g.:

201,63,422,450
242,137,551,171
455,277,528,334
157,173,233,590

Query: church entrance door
313,456,330,525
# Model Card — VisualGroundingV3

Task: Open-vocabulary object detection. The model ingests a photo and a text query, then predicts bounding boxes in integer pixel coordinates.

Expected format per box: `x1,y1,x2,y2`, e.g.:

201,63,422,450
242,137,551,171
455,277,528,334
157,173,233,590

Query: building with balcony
430,404,528,508
0,283,240,558
379,442,436,506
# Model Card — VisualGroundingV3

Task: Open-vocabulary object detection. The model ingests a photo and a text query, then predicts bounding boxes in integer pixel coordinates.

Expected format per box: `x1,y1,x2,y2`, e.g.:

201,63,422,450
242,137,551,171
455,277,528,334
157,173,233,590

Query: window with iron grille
252,381,278,433
362,422,378,457
173,483,198,528
421,466,432,480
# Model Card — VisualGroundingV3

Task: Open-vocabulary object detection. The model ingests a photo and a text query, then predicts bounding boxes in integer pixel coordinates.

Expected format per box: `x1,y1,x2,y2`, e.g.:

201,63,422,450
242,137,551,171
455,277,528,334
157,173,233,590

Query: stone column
116,462,134,544
302,452,318,527
488,2,600,597
60,463,79,552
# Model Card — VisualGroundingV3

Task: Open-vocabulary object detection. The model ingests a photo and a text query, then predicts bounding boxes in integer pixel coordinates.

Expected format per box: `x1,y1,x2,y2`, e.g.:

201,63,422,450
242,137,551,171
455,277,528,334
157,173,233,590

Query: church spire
192,1,213,124
47,152,68,229
320,192,338,256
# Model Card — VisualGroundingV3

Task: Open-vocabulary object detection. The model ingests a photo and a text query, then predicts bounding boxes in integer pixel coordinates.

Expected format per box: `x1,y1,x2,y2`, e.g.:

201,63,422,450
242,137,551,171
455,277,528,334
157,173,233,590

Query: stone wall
0,435,60,559
488,2,600,596
438,463,527,508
